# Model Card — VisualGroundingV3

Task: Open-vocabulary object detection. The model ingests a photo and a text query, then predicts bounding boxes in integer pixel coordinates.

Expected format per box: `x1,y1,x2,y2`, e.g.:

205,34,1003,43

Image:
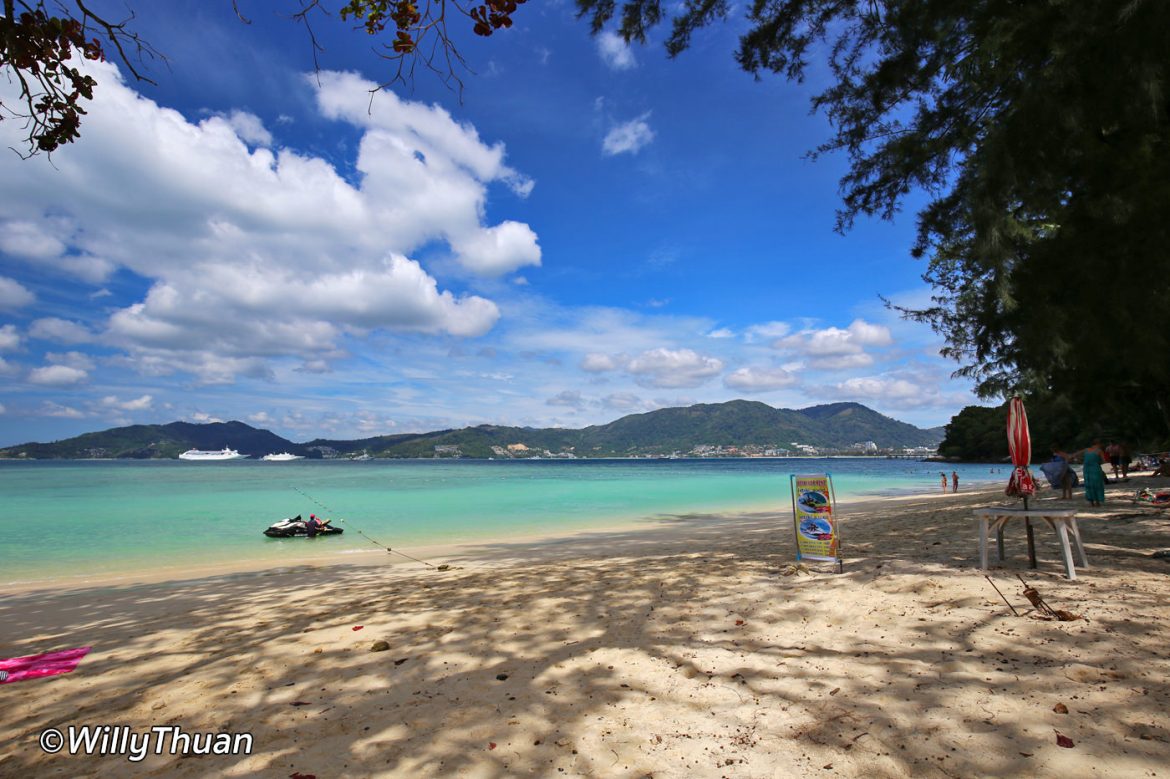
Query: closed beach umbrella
1007,396,1039,567
1006,396,1036,504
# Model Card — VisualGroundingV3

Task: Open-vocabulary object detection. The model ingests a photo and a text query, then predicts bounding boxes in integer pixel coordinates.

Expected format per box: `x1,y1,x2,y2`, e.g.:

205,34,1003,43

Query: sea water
0,458,1001,587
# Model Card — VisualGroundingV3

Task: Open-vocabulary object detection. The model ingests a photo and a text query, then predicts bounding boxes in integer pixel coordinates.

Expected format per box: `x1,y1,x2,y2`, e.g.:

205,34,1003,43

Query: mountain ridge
0,400,943,459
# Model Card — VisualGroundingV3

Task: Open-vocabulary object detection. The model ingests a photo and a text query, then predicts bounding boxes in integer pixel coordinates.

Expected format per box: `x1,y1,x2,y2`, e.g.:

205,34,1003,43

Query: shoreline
0,485,997,597
3,480,1169,777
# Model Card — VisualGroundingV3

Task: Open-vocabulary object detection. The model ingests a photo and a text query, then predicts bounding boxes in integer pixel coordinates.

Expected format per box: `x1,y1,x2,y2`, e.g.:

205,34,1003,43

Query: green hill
796,402,945,449
0,400,944,459
0,421,302,459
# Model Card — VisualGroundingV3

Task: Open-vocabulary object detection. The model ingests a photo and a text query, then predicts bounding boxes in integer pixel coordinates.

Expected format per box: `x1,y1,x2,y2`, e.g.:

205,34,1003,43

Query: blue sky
0,1,985,446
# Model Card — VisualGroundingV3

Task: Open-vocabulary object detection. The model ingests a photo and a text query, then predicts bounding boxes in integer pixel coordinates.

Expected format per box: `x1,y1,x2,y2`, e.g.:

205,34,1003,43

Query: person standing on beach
1081,440,1108,507
951,471,959,493
1050,446,1076,500
941,472,948,492
1106,442,1121,480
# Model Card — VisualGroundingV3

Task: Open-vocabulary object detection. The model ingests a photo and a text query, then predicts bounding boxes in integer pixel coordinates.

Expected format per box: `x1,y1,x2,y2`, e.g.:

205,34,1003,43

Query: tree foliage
0,0,160,155
577,0,1170,436
292,0,526,91
0,0,526,156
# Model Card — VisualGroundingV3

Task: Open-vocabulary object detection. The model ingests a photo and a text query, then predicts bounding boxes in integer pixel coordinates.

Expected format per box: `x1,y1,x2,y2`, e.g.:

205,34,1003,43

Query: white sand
2,480,1170,777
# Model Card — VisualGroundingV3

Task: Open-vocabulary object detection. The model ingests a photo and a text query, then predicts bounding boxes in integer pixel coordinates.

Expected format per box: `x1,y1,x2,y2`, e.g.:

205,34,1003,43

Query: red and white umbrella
1006,396,1036,504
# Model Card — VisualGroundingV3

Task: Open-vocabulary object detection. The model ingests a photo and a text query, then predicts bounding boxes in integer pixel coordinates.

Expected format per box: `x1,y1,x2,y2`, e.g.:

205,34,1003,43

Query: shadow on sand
1,485,1169,777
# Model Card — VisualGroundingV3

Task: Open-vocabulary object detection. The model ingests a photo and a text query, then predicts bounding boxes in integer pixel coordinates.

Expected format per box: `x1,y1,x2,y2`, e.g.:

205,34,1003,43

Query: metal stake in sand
292,486,439,569
985,575,1020,616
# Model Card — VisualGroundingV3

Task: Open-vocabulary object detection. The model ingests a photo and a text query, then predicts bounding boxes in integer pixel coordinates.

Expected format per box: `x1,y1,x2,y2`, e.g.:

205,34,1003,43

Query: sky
0,1,989,447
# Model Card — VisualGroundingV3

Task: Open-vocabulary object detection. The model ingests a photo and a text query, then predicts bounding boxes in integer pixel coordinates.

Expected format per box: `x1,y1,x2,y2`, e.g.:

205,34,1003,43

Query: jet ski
263,515,344,538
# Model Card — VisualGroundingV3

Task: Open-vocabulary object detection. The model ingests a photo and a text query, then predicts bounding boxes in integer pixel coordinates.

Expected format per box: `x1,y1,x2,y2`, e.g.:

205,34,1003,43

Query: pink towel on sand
0,646,91,684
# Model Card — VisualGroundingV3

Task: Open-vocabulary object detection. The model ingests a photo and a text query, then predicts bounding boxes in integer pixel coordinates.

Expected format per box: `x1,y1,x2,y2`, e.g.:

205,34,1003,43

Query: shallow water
0,458,1001,586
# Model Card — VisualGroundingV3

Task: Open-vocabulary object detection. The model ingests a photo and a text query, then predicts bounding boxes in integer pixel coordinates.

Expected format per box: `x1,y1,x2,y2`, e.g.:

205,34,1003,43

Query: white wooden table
974,508,1088,579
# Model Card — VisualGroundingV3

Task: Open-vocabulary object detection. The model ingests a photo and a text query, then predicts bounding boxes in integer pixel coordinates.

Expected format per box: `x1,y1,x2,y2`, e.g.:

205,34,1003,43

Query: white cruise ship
261,452,304,461
178,448,249,461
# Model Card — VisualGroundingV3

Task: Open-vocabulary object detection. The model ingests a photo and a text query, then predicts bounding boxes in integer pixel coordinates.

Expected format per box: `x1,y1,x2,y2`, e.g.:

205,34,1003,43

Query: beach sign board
790,474,842,567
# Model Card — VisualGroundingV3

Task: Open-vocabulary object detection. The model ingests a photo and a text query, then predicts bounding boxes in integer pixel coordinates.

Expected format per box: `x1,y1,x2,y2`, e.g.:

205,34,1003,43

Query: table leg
979,517,989,569
996,523,1005,562
1055,522,1077,580
1068,519,1089,568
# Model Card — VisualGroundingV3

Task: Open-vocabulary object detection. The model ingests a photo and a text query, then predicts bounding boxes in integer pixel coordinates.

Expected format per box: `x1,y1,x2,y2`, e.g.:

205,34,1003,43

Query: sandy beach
3,481,1170,778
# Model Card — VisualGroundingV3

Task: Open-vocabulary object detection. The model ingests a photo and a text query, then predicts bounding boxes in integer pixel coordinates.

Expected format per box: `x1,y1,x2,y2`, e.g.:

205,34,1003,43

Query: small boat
178,448,249,461
263,515,344,538
262,452,304,461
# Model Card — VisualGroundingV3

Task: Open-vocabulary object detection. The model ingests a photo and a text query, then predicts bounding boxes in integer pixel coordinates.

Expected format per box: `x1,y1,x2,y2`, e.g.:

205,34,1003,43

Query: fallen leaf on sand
352,625,364,631
290,773,316,779
735,620,745,626
1053,703,1068,714
488,742,497,750
290,701,311,707
830,688,840,696
1056,733,1074,748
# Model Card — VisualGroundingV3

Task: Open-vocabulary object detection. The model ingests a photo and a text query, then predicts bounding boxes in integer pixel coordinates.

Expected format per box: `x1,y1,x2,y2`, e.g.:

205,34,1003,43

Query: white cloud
581,352,622,372
547,390,586,408
449,221,541,276
223,110,273,146
0,324,20,351
829,377,925,405
808,353,874,370
775,319,892,370
46,351,96,370
191,412,225,424
39,401,85,418
603,113,654,156
0,61,533,384
0,219,66,259
847,319,894,347
101,394,153,411
29,318,96,344
816,371,972,411
601,392,646,412
779,327,855,356
707,328,734,339
0,276,34,310
0,402,5,414
597,31,637,70
0,220,114,282
744,321,791,342
28,364,88,386
248,411,274,425
724,366,797,392
626,348,723,388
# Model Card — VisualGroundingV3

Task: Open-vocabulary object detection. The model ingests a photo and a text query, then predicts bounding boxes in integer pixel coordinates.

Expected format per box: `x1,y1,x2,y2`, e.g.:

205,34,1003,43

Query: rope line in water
292,486,438,569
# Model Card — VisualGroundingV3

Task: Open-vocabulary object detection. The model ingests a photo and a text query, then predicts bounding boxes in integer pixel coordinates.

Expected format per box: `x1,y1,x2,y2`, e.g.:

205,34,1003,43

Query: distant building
507,443,530,452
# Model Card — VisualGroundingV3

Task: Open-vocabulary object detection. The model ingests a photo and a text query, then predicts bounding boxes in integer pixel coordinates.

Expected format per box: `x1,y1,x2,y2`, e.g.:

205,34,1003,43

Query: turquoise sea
0,458,1002,587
